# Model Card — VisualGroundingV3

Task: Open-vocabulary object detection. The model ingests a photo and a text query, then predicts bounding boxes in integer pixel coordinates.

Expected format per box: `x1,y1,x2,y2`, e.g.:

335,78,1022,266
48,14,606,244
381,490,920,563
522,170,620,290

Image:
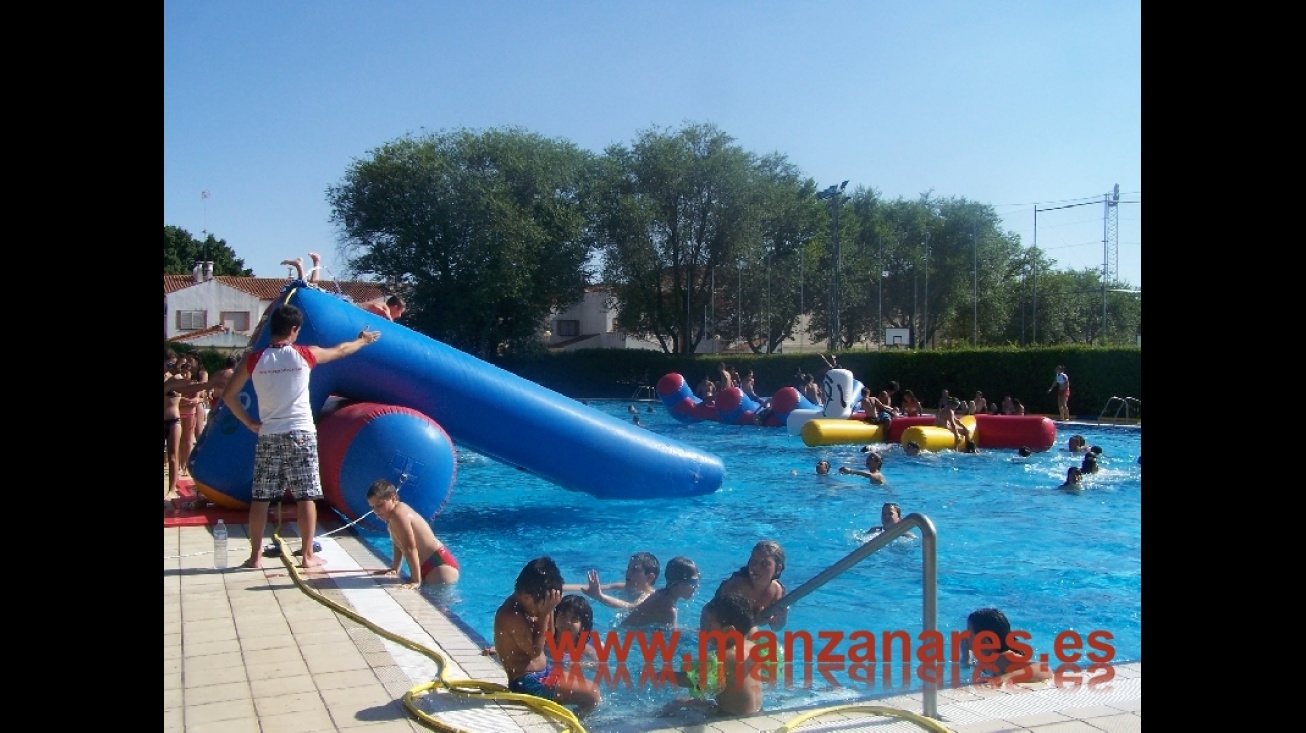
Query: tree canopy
167,121,1139,353
163,225,252,276
328,127,596,358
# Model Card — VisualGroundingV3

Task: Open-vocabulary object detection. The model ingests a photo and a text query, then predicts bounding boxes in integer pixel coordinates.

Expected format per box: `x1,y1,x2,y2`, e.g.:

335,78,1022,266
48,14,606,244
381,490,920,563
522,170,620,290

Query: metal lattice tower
1103,183,1120,283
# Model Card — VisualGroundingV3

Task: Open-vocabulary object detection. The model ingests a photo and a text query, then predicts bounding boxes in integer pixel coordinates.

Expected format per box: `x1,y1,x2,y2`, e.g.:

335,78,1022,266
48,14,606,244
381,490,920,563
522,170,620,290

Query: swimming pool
348,399,1141,725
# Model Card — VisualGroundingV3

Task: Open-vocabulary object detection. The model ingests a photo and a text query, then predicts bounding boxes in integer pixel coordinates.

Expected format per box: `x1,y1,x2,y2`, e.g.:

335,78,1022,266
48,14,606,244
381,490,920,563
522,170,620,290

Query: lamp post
1032,205,1039,344
878,236,886,351
737,259,744,343
799,253,804,351
972,224,978,346
817,180,848,351
922,230,930,350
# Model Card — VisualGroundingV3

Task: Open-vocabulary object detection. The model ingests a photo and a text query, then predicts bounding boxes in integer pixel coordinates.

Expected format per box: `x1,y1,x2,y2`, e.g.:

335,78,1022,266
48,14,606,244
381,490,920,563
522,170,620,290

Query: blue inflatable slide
189,283,725,516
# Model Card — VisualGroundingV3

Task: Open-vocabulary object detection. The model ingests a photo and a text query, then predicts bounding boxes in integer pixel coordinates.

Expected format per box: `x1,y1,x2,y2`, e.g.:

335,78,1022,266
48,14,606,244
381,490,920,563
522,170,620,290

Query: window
221,311,251,332
556,320,579,337
177,310,207,331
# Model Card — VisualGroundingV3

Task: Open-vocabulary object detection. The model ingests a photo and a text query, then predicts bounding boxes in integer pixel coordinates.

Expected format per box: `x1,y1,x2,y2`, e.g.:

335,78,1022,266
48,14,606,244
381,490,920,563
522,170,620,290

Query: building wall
165,280,266,341
543,288,854,353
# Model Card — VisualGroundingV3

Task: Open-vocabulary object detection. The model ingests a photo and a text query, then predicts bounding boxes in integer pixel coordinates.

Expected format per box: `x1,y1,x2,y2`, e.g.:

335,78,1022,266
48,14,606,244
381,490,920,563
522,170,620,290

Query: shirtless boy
366,479,459,588
935,399,972,447
493,557,601,714
658,592,763,717
569,551,659,610
840,451,886,485
858,387,896,431
362,295,406,321
620,556,699,628
961,607,1053,685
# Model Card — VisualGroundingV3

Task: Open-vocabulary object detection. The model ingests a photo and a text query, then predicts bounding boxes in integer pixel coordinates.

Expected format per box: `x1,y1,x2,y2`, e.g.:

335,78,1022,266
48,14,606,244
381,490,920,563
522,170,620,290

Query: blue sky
164,1,1141,287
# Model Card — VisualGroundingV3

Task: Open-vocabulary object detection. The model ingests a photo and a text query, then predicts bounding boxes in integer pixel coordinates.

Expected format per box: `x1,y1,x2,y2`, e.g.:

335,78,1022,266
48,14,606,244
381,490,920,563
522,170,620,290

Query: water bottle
213,519,228,569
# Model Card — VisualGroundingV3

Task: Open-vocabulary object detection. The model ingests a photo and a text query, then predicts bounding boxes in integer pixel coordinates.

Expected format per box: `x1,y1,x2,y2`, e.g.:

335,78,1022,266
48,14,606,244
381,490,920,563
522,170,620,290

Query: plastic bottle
213,519,228,569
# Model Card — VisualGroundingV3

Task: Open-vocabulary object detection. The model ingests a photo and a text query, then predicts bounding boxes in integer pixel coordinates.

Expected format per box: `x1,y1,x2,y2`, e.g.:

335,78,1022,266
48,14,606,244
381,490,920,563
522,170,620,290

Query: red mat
163,478,304,528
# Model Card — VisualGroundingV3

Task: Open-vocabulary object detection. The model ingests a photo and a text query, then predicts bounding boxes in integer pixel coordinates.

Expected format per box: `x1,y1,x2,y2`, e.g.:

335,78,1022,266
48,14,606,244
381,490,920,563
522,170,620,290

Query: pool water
347,399,1141,724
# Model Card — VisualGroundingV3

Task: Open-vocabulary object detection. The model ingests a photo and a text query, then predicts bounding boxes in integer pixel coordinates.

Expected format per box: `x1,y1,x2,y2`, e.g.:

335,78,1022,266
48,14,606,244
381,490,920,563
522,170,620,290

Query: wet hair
664,556,698,586
1081,453,1099,473
882,502,901,521
866,452,884,467
386,294,406,308
904,441,922,455
366,479,398,500
555,594,594,632
1066,466,1083,482
962,440,978,454
269,304,304,338
704,592,755,633
887,381,899,393
750,540,785,580
967,607,1013,652
630,551,660,581
1018,446,1032,457
514,556,563,601
1090,446,1103,455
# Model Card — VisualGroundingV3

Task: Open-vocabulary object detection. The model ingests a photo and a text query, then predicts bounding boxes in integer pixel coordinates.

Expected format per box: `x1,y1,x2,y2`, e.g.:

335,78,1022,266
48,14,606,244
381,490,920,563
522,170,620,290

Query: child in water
657,592,764,717
714,541,788,630
493,557,601,714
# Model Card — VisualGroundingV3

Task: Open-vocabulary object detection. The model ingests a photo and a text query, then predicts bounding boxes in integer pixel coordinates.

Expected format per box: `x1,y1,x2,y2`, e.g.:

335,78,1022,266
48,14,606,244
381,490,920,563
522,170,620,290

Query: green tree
163,225,252,276
327,127,596,359
1027,266,1140,345
595,122,815,354
736,154,823,354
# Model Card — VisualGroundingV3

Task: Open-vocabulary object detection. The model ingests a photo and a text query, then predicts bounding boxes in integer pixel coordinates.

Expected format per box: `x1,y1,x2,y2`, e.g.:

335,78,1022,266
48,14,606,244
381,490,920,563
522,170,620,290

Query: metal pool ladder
1098,396,1141,423
761,513,942,721
631,385,657,401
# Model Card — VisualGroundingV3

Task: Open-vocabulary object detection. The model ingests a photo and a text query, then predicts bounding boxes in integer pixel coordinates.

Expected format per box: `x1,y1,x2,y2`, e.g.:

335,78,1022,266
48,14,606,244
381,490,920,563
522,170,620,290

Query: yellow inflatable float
801,419,883,446
899,415,978,452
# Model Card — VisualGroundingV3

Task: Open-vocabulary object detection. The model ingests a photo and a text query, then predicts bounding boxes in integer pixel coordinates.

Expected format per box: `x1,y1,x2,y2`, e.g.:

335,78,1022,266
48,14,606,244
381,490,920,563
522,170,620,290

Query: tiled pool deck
164,506,1140,733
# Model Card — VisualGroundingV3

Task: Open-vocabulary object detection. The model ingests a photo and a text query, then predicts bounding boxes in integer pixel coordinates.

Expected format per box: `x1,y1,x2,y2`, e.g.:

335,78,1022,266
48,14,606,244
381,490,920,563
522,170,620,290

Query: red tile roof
167,324,229,343
164,276,387,303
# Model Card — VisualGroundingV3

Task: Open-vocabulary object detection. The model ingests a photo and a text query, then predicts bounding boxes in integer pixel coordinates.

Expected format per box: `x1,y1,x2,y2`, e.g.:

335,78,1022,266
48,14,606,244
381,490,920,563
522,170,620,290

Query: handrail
761,513,940,720
631,385,657,401
1098,396,1141,423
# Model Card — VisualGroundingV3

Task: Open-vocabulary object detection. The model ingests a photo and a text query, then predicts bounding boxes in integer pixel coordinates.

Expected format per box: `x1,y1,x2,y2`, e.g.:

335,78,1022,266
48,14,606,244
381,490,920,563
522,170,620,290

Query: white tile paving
167,516,1141,733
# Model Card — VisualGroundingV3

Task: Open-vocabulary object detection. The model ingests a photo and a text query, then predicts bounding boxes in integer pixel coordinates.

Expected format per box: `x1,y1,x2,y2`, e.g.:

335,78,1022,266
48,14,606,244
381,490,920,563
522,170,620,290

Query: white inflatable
786,369,865,435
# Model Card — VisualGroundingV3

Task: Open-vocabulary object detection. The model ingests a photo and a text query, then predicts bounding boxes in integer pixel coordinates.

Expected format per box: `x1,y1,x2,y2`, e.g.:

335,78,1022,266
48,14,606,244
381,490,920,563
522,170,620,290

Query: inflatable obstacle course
190,283,726,517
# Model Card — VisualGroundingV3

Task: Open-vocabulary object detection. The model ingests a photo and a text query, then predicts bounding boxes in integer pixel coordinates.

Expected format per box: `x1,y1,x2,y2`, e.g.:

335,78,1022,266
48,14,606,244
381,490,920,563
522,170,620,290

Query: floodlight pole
817,181,848,351
972,222,978,346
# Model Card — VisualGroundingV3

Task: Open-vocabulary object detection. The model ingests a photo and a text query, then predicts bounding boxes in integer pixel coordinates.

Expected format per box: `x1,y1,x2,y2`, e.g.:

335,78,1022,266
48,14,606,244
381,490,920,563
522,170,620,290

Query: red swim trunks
419,545,460,580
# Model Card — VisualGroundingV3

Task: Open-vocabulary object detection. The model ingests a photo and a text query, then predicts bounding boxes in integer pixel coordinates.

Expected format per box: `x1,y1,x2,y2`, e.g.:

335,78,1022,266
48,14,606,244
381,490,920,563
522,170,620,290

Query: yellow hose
268,530,954,732
267,531,584,732
776,703,955,732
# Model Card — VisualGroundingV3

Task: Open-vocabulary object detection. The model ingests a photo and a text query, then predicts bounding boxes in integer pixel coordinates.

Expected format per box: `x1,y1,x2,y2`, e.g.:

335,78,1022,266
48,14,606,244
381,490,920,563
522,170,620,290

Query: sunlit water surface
346,399,1141,726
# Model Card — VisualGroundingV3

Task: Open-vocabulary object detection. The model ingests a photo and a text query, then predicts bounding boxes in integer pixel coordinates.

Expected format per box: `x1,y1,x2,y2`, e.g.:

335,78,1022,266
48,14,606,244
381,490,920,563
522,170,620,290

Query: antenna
200,190,211,263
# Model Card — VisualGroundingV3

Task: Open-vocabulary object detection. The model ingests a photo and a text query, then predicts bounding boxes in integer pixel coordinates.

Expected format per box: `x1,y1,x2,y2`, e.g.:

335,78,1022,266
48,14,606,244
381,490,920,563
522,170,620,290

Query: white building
164,267,386,353
543,286,829,354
